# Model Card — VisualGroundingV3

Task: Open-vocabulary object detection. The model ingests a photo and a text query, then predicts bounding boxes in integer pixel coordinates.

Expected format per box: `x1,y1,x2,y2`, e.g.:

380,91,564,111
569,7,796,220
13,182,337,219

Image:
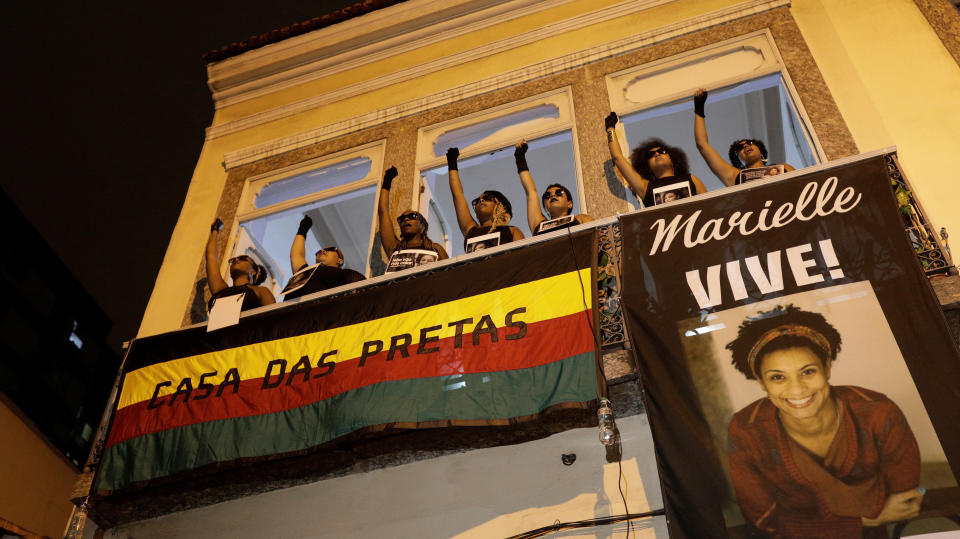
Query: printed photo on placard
676,282,955,537
280,264,318,296
385,249,439,273
652,181,692,205
534,214,576,235
465,231,502,253
737,164,786,185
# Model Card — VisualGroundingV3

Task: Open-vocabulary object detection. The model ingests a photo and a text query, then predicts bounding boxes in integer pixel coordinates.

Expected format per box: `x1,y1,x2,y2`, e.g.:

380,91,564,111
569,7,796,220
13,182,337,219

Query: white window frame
414,87,586,252
604,30,826,207
223,140,386,282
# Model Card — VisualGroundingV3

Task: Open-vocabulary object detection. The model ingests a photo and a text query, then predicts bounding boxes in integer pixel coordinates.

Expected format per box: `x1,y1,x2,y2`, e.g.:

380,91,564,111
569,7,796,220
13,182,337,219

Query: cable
564,227,634,537
505,509,666,539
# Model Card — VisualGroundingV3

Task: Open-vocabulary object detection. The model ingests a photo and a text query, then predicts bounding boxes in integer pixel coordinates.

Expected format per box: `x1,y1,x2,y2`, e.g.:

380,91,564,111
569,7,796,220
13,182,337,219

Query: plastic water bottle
598,398,616,446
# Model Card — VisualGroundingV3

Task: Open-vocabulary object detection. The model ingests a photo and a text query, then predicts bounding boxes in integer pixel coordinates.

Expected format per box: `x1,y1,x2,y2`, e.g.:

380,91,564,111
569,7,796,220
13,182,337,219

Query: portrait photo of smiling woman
724,304,922,538
674,282,956,538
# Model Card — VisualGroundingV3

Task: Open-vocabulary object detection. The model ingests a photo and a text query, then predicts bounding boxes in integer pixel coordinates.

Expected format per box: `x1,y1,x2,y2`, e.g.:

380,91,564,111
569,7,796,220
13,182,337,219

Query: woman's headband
747,323,832,378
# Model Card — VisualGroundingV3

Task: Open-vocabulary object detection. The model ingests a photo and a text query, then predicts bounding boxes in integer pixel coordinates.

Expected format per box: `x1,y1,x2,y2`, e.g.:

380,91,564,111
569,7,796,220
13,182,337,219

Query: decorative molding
210,0,675,135
209,0,581,108
220,0,789,169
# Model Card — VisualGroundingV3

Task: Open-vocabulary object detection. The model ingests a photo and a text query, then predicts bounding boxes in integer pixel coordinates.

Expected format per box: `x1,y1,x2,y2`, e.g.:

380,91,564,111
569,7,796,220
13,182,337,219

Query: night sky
4,2,361,351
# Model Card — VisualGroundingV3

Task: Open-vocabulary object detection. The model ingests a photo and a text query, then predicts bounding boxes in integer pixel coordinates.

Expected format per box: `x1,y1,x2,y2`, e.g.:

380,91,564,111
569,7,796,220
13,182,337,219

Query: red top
727,386,921,538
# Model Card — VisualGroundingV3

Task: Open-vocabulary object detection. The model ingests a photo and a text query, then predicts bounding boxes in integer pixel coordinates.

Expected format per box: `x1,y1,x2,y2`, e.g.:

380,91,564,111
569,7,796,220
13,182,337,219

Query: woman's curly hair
728,138,769,169
629,138,691,181
725,304,842,380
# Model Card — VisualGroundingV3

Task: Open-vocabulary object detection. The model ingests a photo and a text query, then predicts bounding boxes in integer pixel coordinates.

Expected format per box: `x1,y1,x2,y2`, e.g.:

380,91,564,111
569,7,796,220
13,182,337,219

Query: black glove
297,215,312,237
694,90,708,118
382,166,398,190
446,147,459,171
514,142,529,173
211,218,223,232
604,112,619,130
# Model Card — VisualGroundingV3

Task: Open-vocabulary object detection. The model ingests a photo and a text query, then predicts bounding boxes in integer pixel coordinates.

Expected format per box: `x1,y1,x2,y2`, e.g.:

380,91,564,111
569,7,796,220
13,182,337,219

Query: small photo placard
737,164,786,185
385,249,439,273
280,264,319,297
652,181,692,206
534,214,576,235
465,231,501,253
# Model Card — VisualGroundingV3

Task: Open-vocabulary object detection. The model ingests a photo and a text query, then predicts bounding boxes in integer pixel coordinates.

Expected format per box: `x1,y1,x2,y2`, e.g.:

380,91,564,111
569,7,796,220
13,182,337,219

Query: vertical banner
95,230,599,495
619,153,960,538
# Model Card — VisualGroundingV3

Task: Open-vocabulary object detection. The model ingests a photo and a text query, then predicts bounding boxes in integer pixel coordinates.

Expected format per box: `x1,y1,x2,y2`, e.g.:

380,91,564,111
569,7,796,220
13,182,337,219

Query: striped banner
96,230,600,493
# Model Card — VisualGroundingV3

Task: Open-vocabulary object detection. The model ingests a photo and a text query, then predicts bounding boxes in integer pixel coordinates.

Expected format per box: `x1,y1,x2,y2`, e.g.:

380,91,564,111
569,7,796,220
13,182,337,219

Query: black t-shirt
208,285,261,312
283,265,365,301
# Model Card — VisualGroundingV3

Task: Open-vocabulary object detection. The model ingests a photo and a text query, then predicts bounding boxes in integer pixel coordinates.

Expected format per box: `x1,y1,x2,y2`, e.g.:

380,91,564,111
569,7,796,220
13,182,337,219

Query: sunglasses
542,188,567,200
735,139,758,151
397,212,423,225
645,147,669,159
471,193,497,207
228,255,254,264
316,246,341,257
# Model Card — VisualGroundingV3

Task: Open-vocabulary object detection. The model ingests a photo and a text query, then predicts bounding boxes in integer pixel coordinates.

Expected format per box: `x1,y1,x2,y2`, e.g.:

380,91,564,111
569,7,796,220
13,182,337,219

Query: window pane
254,157,372,209
432,104,560,158
424,131,579,257
622,74,818,196
238,186,376,296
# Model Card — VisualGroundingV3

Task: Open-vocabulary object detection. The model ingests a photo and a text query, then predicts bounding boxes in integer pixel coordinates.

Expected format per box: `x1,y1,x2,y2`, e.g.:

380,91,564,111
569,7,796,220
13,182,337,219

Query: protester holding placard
512,141,593,236
205,218,275,312
693,88,796,186
445,147,524,253
724,305,922,538
281,215,363,300
377,165,448,273
604,112,706,207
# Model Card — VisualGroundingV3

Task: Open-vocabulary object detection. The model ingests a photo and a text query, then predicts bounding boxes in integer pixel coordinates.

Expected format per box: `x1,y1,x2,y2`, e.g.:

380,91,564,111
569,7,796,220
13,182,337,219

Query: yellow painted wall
791,0,960,258
138,0,745,337
0,401,78,538
140,0,960,338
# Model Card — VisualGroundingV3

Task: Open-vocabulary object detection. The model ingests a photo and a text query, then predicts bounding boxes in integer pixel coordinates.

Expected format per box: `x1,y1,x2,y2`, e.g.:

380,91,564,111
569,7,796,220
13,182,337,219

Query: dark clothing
642,174,696,207
283,264,365,301
464,225,514,250
727,386,920,539
207,285,262,312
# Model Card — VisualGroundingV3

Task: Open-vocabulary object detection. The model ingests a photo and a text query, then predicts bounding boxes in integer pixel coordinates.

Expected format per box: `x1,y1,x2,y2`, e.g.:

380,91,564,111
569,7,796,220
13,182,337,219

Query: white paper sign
385,249,439,273
207,293,245,332
737,164,786,185
534,214,576,235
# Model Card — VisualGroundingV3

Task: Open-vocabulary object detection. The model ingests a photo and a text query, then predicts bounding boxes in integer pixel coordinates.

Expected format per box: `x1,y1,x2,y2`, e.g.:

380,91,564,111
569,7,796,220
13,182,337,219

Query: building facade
96,0,960,536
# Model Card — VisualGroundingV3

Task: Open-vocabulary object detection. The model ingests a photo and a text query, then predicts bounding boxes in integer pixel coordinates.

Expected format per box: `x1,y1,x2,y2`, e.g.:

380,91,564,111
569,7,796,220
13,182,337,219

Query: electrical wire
564,227,634,537
505,509,666,539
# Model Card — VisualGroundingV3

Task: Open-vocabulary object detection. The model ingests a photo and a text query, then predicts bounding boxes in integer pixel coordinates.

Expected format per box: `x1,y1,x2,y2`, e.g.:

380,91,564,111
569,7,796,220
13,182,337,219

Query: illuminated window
605,31,824,206
416,89,584,257
229,142,385,296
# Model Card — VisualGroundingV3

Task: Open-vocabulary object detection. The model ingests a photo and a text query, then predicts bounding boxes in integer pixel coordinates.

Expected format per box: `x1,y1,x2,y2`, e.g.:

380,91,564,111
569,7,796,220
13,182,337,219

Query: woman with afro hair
604,112,706,207
693,88,795,186
724,305,922,538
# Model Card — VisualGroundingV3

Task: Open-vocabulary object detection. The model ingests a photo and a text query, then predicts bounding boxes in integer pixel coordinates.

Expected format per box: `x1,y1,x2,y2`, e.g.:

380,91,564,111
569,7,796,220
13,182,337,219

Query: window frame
224,140,386,283
603,30,826,208
413,87,587,252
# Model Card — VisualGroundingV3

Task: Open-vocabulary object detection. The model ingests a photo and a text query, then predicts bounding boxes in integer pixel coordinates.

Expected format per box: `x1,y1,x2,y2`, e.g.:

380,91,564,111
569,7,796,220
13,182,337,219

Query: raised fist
604,112,619,130
382,166,398,190
297,215,312,237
